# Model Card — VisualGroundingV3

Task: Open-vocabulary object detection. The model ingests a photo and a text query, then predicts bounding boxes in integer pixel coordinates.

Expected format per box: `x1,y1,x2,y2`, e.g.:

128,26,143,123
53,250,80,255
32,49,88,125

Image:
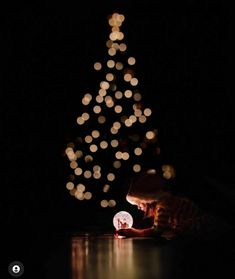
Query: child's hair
127,171,167,200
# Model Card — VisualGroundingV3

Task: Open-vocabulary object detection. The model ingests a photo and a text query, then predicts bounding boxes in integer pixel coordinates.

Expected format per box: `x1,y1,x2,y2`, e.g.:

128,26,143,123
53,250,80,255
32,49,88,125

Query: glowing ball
113,211,133,230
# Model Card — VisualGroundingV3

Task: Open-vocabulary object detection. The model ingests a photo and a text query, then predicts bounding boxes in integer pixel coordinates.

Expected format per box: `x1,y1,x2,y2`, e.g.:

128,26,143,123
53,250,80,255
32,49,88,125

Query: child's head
126,171,167,211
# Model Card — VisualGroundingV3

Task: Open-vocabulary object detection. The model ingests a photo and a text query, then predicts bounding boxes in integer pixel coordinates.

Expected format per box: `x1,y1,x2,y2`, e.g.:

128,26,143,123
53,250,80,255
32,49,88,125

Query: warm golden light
70,189,77,196
65,11,161,206
65,147,73,154
115,91,123,99
108,199,116,207
66,148,76,161
85,155,93,162
130,78,138,86
119,14,125,22
124,73,132,82
85,135,93,143
84,170,92,179
124,119,132,127
76,117,85,125
134,147,142,156
74,167,83,176
127,57,136,65
106,101,114,108
139,115,147,123
111,139,119,147
107,173,115,181
84,191,92,200
106,40,113,48
162,165,176,179
144,108,152,116
106,73,114,81
134,109,142,117
122,152,130,160
94,62,102,71
113,160,121,168
104,95,112,103
67,142,75,148
101,199,108,208
98,115,106,124
100,81,110,90
129,115,137,123
66,182,74,190
77,183,86,192
91,130,100,138
113,121,121,130
112,39,119,44
114,105,122,113
119,43,127,52
82,93,92,106
93,165,101,172
133,92,142,101
117,32,124,40
108,47,116,56
133,164,141,172
110,127,118,134
96,95,103,103
70,161,78,169
115,62,124,70
124,90,132,98
93,172,101,179
75,192,84,200
82,112,90,121
99,88,107,96
111,28,119,34
147,169,157,174
103,184,110,193
90,144,98,153
93,105,101,114
107,59,115,68
100,141,108,149
115,151,122,159
146,131,155,140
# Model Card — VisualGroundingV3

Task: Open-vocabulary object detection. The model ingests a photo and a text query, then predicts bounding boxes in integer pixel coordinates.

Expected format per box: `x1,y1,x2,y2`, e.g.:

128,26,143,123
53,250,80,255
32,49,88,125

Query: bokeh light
94,62,102,71
66,182,74,190
65,11,161,207
74,168,83,176
127,57,136,65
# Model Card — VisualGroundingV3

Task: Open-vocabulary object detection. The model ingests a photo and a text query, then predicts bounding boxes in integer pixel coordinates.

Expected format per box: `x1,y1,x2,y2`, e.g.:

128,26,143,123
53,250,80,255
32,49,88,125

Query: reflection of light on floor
71,234,163,279
113,238,134,278
72,237,87,279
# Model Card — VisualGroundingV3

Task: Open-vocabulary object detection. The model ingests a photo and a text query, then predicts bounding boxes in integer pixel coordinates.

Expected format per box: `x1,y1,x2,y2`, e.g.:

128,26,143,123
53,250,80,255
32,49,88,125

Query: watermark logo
8,261,24,277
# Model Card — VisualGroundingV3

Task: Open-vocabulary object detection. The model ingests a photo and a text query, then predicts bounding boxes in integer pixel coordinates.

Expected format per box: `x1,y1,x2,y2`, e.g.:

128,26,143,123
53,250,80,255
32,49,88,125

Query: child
115,171,224,240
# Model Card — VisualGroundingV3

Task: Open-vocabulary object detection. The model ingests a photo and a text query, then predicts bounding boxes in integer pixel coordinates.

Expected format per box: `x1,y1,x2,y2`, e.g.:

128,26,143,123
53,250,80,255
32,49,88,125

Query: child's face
126,196,148,212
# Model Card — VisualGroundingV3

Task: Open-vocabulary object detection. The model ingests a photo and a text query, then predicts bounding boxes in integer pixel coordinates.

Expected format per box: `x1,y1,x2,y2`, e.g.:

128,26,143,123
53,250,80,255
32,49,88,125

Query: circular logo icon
8,261,24,277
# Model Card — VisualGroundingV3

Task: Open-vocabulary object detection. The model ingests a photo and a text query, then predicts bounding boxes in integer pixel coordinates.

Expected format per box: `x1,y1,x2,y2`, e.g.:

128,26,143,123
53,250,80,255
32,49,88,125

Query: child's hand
114,228,144,238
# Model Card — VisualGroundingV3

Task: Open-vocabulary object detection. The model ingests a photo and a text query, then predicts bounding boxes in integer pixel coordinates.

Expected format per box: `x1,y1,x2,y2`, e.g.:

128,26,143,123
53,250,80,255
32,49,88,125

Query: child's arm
115,227,159,238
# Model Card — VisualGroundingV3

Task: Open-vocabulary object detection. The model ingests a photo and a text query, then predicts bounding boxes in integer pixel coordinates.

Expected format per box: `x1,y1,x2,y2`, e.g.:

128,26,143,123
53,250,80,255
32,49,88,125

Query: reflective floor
42,231,234,279
71,234,170,279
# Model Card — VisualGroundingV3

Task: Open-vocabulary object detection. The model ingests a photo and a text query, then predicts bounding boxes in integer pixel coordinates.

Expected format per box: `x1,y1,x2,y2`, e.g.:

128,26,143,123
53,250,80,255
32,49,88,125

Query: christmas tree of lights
64,12,175,208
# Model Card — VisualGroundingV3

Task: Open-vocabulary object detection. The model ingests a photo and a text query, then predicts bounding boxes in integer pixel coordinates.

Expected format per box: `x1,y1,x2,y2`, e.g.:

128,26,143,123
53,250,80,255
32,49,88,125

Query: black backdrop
2,1,234,272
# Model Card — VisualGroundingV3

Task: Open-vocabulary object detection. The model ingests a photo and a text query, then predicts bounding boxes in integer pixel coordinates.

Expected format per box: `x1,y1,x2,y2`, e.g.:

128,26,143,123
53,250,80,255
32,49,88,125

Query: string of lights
64,12,175,208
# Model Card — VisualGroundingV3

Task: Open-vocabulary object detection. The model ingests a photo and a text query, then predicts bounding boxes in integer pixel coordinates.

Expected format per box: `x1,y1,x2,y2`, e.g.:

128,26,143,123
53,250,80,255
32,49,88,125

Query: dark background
2,1,234,275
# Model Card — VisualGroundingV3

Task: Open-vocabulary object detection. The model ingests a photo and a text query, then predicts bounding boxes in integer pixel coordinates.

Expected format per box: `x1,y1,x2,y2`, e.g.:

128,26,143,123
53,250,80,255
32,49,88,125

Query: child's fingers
115,229,128,235
116,229,125,235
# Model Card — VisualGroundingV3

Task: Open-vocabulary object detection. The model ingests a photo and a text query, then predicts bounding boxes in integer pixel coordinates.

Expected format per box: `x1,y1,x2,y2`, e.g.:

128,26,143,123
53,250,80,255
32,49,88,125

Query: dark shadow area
2,1,234,278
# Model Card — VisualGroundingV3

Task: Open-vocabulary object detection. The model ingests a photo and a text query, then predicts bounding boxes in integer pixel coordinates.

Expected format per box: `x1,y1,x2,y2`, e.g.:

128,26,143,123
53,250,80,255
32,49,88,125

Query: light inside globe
113,211,133,230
